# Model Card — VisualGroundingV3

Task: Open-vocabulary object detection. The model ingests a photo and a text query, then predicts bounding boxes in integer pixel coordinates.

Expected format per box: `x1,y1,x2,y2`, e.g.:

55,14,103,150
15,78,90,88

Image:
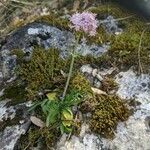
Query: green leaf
46,113,51,127
46,92,57,101
41,104,49,115
46,102,59,126
62,108,73,120
41,99,49,107
28,101,43,112
60,123,65,134
63,90,83,107
64,126,72,133
61,108,73,127
60,124,72,134
46,111,57,126
40,99,50,114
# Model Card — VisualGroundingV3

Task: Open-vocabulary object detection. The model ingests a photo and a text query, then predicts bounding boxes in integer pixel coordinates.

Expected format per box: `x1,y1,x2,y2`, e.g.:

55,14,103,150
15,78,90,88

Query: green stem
62,52,75,98
62,35,80,98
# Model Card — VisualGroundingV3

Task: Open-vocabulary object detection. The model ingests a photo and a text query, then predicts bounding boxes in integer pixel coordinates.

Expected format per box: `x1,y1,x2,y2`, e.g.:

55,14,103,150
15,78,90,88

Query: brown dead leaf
30,116,45,128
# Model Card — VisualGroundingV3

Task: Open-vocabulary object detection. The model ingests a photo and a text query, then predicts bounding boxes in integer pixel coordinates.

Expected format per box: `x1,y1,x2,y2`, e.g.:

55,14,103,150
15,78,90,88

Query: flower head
70,12,98,36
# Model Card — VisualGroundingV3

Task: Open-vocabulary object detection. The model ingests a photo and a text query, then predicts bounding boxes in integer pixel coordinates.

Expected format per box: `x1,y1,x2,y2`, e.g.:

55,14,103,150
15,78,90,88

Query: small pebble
80,64,93,74
19,120,25,124
96,74,103,81
92,69,98,77
94,80,101,88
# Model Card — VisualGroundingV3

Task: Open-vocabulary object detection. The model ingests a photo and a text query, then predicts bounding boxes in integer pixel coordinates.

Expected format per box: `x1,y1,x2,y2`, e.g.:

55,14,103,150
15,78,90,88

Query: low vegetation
89,94,130,138
1,1,148,149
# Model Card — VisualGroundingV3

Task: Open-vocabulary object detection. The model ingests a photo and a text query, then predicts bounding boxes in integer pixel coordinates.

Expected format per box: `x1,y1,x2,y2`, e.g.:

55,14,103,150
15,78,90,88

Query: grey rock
115,69,150,104
92,69,98,77
100,15,123,34
0,100,31,150
0,22,108,89
93,79,101,88
80,64,103,88
0,123,30,150
96,74,103,82
80,64,93,74
57,69,150,150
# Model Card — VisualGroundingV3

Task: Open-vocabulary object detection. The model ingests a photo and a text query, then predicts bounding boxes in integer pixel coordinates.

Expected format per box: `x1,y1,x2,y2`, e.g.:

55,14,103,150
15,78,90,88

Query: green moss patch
11,4,150,73
17,126,59,149
101,77,118,93
1,82,27,104
89,94,130,138
106,30,150,72
16,47,67,99
36,14,70,31
70,72,93,96
87,4,150,72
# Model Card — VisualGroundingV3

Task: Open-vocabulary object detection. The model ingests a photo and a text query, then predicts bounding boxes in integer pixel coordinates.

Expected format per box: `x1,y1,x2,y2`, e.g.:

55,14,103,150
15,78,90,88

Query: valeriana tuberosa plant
62,12,98,98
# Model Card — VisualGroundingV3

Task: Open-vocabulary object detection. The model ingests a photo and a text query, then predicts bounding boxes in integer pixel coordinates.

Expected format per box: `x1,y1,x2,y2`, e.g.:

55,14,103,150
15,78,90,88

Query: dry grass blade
138,27,148,74
10,0,40,6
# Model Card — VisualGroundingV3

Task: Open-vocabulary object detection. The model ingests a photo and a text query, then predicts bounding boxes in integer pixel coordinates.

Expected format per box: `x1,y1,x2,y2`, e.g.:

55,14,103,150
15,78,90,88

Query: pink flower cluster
70,12,98,36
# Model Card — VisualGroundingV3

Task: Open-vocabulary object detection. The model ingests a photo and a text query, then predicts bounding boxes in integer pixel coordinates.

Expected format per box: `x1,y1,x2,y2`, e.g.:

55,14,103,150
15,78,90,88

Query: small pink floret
70,12,98,36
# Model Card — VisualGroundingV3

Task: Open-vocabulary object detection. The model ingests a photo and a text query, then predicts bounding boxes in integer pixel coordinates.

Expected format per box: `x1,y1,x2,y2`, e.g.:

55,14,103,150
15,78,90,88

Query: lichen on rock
115,69,150,104
0,100,31,150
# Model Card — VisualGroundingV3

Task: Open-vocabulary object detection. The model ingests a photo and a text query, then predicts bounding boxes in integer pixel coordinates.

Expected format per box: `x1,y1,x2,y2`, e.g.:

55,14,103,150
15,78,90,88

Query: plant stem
62,51,75,98
62,35,80,98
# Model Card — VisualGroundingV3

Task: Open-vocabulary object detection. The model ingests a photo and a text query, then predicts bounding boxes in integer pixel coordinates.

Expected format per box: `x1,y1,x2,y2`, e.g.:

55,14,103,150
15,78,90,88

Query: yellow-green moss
17,47,67,99
27,4,150,72
72,120,82,136
80,96,97,113
89,94,130,138
36,14,70,31
70,72,93,96
108,30,150,72
87,4,150,72
101,77,118,93
11,49,25,64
